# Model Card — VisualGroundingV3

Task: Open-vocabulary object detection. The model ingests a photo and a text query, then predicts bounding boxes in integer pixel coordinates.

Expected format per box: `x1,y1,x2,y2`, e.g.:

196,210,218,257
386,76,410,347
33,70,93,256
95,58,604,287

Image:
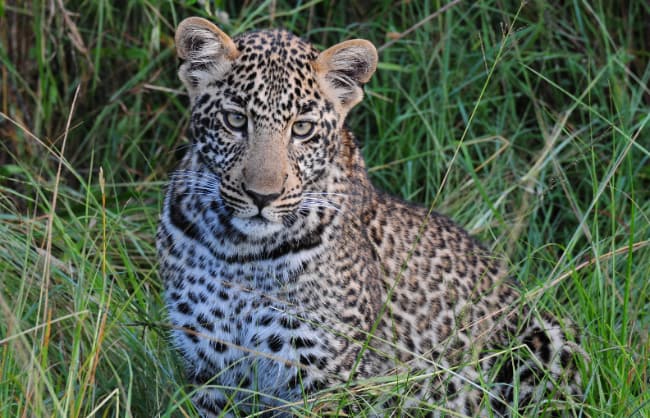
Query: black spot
405,335,416,352
539,341,551,363
523,329,552,363
495,358,515,388
560,348,573,368
446,381,457,397
267,334,284,352
287,374,301,389
211,307,224,319
177,302,191,315
430,387,442,402
291,336,316,349
231,372,251,388
182,323,199,344
465,398,477,414
279,316,300,329
299,353,317,366
187,291,198,304
309,379,326,391
191,369,215,385
197,313,214,332
196,348,218,369
258,315,274,326
168,198,200,240
519,367,537,385
234,300,246,315
209,339,228,353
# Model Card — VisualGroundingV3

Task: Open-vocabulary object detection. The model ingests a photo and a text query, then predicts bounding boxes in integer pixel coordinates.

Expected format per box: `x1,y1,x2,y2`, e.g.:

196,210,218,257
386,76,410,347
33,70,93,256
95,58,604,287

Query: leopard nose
244,188,280,210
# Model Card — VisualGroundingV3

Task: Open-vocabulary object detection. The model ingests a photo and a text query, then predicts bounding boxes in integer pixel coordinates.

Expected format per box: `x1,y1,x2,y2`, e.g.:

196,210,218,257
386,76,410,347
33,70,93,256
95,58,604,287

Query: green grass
1,0,649,416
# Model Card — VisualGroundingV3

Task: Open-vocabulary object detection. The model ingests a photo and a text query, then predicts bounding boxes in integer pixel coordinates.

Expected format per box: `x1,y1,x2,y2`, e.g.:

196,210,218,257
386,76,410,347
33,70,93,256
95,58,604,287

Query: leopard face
176,18,377,237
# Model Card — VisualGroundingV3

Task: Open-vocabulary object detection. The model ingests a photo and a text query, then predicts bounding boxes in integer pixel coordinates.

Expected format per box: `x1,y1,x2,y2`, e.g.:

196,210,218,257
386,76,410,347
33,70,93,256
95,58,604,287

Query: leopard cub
157,16,583,417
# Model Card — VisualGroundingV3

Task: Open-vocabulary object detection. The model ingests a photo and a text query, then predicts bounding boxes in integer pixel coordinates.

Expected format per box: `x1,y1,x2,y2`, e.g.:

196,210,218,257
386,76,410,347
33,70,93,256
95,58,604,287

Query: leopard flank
156,17,584,417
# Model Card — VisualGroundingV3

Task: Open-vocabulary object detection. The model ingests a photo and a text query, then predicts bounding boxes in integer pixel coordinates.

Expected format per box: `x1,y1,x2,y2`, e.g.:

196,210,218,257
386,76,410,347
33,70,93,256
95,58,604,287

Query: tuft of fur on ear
175,17,239,98
313,39,378,116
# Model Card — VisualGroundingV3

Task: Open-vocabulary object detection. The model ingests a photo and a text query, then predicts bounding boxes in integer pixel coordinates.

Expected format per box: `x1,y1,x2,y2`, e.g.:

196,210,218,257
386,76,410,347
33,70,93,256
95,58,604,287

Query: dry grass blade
377,0,464,52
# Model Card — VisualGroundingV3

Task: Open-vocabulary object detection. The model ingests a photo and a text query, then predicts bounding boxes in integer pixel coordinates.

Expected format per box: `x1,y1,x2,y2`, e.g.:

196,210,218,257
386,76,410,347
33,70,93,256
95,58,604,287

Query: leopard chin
229,215,284,237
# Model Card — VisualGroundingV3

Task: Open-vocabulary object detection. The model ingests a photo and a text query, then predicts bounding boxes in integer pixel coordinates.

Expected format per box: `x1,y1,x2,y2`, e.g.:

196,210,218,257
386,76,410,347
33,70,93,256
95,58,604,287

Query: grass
1,0,649,416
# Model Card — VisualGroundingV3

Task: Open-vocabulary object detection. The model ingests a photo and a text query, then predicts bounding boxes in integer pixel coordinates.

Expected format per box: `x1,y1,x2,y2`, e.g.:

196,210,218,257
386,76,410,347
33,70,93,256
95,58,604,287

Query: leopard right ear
175,17,239,97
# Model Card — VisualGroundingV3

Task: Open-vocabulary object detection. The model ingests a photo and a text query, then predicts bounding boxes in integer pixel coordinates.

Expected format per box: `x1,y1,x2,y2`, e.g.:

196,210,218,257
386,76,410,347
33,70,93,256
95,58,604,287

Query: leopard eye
292,121,315,139
224,111,247,131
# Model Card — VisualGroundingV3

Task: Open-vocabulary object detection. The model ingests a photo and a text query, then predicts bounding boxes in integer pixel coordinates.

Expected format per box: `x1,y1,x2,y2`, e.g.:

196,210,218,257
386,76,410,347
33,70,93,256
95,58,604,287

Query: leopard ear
175,17,239,97
313,39,377,116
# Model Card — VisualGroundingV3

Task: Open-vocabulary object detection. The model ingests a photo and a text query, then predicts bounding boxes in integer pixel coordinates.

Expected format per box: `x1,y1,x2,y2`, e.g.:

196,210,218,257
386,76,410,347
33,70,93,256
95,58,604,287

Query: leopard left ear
313,39,378,116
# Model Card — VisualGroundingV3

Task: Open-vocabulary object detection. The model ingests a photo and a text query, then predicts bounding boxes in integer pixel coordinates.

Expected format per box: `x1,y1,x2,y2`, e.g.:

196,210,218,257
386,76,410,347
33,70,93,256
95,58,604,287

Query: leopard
156,16,585,417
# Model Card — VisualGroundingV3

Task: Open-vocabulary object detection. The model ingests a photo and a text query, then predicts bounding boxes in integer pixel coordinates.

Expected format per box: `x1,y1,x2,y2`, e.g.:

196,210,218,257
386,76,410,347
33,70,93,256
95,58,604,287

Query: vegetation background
1,0,648,416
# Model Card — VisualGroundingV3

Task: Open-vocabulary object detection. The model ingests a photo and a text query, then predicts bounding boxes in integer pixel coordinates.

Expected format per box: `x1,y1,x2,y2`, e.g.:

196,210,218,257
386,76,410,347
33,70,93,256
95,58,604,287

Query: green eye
292,121,315,139
224,112,247,130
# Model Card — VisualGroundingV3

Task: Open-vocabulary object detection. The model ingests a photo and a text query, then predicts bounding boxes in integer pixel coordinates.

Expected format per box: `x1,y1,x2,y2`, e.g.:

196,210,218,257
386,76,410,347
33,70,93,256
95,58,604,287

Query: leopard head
175,17,377,236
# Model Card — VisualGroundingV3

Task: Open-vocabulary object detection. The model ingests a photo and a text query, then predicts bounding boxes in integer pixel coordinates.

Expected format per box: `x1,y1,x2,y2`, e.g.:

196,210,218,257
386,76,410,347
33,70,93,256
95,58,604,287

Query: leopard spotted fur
156,17,584,417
